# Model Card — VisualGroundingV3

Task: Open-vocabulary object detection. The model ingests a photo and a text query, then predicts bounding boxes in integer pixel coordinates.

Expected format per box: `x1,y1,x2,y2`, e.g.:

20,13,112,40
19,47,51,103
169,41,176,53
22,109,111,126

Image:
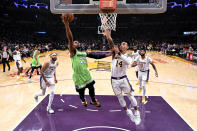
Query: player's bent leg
141,80,146,103
77,87,87,107
28,66,36,82
117,94,136,123
117,94,126,108
138,78,142,94
87,81,101,107
47,85,55,114
126,92,141,125
142,74,147,103
34,88,46,102
126,92,137,107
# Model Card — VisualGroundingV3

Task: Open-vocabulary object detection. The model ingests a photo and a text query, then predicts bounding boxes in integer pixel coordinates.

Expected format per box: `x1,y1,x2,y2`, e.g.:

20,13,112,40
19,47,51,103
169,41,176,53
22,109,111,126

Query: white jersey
111,53,132,77
13,51,22,62
44,61,58,78
129,50,139,60
135,56,152,71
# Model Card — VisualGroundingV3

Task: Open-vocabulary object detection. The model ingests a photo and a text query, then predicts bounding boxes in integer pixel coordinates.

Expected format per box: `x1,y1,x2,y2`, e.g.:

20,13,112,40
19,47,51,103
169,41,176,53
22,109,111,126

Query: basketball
62,13,74,23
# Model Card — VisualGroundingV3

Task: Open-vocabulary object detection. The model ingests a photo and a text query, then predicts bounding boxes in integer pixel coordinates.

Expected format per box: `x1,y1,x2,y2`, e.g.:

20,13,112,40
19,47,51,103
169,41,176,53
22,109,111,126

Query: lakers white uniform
135,56,152,81
111,53,134,95
129,50,139,71
40,61,58,89
13,51,22,68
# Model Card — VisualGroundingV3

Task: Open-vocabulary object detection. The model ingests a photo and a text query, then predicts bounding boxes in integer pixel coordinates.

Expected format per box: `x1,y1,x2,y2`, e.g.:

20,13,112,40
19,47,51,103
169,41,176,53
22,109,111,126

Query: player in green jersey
62,14,111,107
28,46,42,82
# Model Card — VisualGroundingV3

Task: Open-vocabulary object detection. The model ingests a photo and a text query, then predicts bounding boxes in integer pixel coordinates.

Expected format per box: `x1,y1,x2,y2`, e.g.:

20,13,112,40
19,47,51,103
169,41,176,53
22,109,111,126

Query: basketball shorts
111,76,133,95
40,76,55,89
138,70,148,81
15,60,23,68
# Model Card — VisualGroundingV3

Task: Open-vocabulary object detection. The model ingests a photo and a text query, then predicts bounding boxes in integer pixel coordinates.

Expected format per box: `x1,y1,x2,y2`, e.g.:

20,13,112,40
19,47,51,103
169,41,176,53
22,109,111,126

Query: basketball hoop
99,0,117,32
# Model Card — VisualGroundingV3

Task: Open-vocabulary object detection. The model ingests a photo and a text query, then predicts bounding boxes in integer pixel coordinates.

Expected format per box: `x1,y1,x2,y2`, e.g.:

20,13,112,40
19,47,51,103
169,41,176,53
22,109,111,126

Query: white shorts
15,61,23,68
111,77,133,95
40,76,55,89
138,71,148,81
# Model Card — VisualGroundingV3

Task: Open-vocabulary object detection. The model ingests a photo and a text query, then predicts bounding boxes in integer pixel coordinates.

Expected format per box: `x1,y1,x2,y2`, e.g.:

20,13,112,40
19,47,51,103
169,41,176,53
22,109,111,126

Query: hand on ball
62,13,74,24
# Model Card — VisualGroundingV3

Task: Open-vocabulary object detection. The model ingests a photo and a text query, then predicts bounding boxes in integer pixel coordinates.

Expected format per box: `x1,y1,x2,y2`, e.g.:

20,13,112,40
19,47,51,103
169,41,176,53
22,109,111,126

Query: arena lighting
14,1,48,9
13,0,197,10
35,31,47,34
183,31,197,35
168,0,197,8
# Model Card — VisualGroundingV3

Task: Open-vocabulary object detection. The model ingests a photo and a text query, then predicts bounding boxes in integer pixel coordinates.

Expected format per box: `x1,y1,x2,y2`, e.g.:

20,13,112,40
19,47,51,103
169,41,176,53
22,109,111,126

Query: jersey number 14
116,61,122,67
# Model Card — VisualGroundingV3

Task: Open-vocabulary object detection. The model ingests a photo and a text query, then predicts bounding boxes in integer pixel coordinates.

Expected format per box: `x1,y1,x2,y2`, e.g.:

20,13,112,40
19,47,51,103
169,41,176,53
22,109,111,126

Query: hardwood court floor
0,50,197,131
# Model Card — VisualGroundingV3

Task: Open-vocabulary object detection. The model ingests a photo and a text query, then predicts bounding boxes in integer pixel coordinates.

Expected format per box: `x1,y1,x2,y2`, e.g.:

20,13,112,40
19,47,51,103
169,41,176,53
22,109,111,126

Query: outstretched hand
62,13,74,24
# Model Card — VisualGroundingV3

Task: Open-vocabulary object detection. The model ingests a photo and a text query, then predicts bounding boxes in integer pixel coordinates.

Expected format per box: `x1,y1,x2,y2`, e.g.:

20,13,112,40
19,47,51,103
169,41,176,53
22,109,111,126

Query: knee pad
117,95,126,107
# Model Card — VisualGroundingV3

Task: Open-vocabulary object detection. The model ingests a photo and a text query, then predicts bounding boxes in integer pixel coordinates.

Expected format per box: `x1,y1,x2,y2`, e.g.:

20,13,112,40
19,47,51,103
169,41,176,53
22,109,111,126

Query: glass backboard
50,0,167,14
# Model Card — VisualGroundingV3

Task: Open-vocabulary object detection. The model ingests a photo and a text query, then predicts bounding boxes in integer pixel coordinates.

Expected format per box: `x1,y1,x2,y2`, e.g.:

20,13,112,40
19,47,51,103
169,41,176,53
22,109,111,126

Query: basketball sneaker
47,106,54,114
28,78,32,83
17,75,22,81
138,88,142,94
90,99,101,107
126,109,135,123
81,99,88,107
134,110,141,125
142,96,146,103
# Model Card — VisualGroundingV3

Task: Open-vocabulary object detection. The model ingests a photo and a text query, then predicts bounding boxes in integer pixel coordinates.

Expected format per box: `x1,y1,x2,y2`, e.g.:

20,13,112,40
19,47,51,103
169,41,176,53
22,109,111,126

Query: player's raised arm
62,14,75,57
86,49,111,59
104,28,114,49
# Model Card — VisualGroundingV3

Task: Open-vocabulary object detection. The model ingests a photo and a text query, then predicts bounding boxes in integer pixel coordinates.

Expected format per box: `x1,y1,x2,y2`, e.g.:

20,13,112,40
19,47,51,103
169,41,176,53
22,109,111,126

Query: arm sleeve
87,52,108,59
120,54,132,65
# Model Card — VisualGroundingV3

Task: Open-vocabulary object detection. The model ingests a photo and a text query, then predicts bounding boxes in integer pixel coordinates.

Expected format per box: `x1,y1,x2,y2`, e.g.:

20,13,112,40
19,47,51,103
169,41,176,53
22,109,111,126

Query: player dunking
104,28,141,125
62,14,110,107
132,49,158,103
13,46,26,80
34,53,58,114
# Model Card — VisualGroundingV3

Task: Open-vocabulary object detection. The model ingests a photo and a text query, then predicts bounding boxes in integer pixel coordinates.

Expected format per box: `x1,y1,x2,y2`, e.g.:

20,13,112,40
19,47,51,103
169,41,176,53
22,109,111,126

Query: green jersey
31,50,41,67
71,50,93,89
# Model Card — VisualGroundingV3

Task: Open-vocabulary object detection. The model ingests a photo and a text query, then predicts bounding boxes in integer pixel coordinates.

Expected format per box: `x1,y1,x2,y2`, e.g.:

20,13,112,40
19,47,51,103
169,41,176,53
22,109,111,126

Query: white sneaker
34,95,38,102
134,110,141,125
28,78,32,83
126,109,135,123
47,107,54,114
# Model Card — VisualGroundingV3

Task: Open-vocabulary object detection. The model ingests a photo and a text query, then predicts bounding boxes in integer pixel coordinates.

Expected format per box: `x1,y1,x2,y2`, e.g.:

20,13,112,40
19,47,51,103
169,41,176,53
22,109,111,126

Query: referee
2,47,10,72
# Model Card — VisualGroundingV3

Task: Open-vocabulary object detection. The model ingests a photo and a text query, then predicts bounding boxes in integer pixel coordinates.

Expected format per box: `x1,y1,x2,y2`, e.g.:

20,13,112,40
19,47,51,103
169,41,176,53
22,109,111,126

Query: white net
99,13,117,32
